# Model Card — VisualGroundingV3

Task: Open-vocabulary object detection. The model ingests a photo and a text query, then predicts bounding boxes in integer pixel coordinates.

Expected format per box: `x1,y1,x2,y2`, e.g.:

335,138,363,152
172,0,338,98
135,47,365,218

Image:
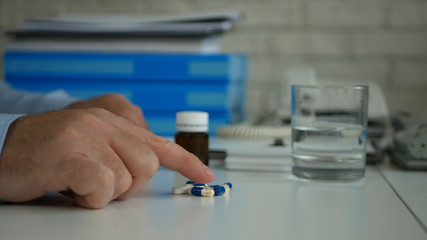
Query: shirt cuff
0,114,26,158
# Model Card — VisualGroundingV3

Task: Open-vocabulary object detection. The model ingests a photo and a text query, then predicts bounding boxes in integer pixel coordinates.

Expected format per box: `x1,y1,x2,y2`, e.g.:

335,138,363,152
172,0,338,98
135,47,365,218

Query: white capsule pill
222,184,230,194
191,187,215,197
172,184,193,195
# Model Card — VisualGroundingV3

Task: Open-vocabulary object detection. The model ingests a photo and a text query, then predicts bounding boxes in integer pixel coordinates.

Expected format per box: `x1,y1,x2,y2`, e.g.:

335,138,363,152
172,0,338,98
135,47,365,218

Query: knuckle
145,132,170,149
105,93,127,103
65,109,104,127
132,105,143,116
146,156,159,178
121,132,136,146
85,107,110,117
115,172,132,196
103,94,131,110
74,158,96,179
56,124,80,141
64,158,97,193
62,108,110,132
105,158,132,196
97,168,115,189
139,145,159,178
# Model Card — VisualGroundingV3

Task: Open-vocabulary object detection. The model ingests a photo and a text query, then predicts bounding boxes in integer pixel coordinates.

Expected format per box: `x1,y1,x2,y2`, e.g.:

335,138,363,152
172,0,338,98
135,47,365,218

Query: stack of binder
3,11,248,136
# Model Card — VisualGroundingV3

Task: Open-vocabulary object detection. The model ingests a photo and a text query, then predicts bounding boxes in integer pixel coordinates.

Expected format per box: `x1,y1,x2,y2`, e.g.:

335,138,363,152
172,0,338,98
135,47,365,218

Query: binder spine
4,51,247,82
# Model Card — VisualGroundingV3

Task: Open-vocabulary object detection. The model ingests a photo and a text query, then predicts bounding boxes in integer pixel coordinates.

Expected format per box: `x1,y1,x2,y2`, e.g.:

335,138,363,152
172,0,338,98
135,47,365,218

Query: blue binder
4,51,247,82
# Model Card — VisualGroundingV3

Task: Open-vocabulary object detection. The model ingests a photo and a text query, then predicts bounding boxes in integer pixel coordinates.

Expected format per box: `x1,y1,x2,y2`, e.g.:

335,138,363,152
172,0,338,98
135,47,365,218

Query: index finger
144,131,215,183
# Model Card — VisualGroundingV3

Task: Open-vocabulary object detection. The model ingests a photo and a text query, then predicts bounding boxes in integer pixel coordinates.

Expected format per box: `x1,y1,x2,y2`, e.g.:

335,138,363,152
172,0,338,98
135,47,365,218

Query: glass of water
291,85,369,180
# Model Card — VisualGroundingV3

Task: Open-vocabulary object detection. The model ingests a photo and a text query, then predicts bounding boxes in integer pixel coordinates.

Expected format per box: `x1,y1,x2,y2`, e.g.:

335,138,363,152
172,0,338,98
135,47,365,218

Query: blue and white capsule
173,181,232,196
194,183,208,187
190,187,215,197
224,182,232,189
172,181,196,195
210,185,226,196
187,183,207,194
221,182,232,194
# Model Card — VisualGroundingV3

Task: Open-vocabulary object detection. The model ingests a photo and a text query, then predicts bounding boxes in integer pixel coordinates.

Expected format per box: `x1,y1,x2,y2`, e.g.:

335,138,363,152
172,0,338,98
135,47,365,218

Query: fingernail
203,166,215,177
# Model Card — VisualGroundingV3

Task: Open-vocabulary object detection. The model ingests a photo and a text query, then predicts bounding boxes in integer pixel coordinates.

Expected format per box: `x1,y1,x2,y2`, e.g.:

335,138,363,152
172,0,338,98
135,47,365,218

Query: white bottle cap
176,111,209,132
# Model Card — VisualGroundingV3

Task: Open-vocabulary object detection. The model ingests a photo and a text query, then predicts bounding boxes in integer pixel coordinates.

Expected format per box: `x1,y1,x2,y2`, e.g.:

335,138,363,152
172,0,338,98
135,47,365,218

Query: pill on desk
223,183,232,193
172,185,193,195
173,181,232,196
193,183,207,187
211,185,226,196
190,187,215,197
224,182,232,189
185,182,196,188
186,183,207,194
172,182,195,195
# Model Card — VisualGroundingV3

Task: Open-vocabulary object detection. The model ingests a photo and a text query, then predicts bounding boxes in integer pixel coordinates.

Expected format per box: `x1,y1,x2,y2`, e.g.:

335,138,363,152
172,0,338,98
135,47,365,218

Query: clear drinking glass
291,85,369,180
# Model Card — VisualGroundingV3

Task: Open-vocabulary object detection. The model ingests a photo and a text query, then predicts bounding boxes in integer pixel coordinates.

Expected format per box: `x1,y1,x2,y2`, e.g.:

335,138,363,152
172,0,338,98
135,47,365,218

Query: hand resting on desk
0,94,215,209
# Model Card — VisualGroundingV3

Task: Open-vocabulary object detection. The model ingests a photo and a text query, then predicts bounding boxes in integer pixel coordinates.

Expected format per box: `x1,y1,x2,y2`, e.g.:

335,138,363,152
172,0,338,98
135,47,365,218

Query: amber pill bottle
175,111,209,165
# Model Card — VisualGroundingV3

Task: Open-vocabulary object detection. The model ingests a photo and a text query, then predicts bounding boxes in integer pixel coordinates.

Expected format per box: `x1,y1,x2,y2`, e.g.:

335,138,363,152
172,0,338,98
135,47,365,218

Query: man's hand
0,99,215,209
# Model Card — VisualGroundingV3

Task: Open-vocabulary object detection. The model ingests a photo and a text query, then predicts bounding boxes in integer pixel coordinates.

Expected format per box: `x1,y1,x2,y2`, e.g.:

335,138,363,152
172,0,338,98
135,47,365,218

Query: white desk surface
0,159,426,240
377,159,427,232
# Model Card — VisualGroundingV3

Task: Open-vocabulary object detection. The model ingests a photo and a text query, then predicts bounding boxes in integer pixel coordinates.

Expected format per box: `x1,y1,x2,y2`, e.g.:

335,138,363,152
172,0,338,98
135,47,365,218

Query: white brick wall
1,0,427,119
305,1,386,27
353,32,427,56
389,2,427,26
393,62,427,88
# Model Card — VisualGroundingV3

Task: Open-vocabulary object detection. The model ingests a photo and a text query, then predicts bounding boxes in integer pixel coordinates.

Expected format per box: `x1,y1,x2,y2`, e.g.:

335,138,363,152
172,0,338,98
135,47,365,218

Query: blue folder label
189,61,228,76
186,92,226,107
5,52,247,81
6,59,134,75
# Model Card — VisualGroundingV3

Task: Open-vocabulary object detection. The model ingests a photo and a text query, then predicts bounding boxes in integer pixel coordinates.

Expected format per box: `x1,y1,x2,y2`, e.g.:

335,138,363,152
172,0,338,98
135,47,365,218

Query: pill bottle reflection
175,111,209,165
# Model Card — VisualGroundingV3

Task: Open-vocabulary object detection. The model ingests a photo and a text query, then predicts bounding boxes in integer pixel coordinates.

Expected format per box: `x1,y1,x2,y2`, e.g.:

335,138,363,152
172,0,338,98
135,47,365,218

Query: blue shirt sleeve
0,114,25,157
0,81,79,114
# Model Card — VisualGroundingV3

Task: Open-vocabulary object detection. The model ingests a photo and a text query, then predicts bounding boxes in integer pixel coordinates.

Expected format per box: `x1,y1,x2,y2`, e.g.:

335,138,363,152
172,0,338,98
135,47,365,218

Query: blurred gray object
390,111,427,170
